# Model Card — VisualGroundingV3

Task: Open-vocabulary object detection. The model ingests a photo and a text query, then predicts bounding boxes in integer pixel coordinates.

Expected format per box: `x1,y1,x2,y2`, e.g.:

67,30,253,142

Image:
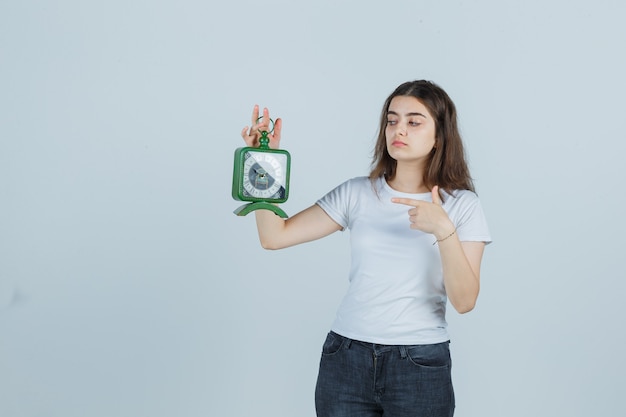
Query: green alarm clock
232,120,291,218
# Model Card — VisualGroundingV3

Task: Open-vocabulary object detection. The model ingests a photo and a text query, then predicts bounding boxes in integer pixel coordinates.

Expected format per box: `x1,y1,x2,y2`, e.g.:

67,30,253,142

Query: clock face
242,151,288,200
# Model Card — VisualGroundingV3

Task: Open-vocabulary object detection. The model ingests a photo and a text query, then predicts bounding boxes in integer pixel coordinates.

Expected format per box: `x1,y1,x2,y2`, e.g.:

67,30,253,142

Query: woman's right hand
240,105,283,149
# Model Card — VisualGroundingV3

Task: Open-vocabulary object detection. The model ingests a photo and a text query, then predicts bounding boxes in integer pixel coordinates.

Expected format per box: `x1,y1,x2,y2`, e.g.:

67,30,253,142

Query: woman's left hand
391,186,456,240
240,105,282,149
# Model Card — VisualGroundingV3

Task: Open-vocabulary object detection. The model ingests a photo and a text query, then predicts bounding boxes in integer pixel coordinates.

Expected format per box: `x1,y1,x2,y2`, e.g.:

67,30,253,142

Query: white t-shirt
316,176,491,345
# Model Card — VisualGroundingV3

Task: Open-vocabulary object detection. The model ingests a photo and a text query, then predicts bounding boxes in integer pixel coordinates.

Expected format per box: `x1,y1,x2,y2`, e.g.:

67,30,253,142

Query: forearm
255,204,342,250
437,235,481,314
255,209,288,250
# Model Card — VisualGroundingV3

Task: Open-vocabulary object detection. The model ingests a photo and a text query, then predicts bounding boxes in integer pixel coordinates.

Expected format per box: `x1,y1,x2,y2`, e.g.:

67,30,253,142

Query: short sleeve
315,179,353,230
447,191,492,244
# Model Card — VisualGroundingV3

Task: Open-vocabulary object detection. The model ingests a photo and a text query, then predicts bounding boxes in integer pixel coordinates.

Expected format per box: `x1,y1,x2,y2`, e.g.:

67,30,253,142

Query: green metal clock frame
231,133,291,218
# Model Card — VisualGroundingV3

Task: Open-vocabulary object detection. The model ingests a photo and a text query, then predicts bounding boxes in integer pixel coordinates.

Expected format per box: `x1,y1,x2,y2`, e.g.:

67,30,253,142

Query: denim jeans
315,331,455,417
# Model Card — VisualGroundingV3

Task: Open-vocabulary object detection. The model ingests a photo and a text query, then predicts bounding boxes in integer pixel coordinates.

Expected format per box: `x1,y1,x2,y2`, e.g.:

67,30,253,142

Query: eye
409,120,421,127
386,119,398,126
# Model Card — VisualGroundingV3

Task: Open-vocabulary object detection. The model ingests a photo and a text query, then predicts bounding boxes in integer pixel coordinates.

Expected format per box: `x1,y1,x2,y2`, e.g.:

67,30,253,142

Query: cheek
424,129,437,146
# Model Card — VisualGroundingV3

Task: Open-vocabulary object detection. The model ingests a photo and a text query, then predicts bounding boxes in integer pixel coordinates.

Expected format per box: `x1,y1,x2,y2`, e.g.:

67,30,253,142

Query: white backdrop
1,1,625,416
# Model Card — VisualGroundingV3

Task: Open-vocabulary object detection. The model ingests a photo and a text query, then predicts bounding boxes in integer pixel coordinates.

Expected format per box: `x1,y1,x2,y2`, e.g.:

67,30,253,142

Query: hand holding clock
232,105,291,217
240,105,282,149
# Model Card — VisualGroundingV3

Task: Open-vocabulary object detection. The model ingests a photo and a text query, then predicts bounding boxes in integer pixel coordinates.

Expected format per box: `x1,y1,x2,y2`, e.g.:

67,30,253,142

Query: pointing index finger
391,197,418,207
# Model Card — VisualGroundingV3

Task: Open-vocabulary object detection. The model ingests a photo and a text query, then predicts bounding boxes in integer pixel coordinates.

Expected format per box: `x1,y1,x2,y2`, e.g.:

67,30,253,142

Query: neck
387,163,429,193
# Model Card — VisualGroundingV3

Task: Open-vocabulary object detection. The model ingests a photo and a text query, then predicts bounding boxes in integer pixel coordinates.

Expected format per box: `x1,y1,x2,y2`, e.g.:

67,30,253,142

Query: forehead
388,95,432,117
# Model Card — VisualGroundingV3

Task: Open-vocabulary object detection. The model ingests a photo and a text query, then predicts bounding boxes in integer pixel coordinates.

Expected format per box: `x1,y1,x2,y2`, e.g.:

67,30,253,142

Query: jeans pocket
321,332,345,356
405,342,451,370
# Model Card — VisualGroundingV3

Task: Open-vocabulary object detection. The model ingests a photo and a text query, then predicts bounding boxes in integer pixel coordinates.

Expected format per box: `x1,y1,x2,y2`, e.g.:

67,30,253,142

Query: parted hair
369,80,475,195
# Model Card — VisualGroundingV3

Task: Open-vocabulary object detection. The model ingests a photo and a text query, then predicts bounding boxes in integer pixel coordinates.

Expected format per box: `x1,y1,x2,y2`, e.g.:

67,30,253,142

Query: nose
396,125,407,136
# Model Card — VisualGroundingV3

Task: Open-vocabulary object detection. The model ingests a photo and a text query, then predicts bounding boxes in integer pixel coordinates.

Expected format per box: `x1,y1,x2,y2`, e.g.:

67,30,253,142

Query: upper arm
460,241,486,281
262,204,343,249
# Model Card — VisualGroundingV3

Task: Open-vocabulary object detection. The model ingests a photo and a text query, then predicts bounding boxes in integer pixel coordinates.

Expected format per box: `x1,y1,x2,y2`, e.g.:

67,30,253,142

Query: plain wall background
1,0,625,416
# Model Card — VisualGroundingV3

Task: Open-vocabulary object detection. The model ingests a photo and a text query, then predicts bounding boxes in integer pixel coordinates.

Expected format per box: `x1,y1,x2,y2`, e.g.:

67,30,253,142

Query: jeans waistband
330,331,449,357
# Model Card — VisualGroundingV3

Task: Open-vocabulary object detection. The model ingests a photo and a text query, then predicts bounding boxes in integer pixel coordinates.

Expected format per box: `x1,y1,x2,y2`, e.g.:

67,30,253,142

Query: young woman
240,80,491,417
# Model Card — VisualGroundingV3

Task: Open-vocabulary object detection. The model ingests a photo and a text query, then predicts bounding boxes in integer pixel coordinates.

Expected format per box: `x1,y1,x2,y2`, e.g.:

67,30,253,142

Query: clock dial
242,151,287,199
232,145,290,207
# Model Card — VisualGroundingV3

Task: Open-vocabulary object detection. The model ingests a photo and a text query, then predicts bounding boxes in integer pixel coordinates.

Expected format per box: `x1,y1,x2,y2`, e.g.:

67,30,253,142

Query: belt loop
343,337,352,349
399,345,407,359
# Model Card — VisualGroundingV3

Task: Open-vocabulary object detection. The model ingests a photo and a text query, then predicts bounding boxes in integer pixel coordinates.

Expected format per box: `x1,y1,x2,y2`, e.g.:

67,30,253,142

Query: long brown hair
369,80,475,195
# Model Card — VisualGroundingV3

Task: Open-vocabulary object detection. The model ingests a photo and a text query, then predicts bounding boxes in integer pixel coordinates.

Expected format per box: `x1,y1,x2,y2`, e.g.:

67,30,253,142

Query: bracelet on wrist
432,228,456,245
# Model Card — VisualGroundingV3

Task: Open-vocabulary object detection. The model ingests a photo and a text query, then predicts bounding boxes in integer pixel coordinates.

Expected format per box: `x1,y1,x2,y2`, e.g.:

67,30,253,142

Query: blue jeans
315,331,455,417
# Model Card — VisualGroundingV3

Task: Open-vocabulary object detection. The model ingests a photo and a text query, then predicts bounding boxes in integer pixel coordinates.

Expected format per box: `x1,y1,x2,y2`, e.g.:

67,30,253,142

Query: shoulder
441,189,484,219
317,176,375,208
442,189,488,224
342,176,371,187
316,176,373,229
331,176,374,194
442,189,480,207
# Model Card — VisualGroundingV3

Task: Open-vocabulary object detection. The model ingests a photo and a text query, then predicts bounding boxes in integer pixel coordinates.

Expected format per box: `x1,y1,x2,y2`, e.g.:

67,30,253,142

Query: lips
391,140,407,147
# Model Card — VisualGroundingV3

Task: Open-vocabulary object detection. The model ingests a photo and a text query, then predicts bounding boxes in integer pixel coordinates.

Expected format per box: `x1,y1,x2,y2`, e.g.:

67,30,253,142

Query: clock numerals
242,188,285,200
232,146,290,206
242,151,287,199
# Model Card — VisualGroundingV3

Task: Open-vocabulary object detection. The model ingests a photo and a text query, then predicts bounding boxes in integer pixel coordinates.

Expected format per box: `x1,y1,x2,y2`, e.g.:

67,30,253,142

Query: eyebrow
387,110,428,118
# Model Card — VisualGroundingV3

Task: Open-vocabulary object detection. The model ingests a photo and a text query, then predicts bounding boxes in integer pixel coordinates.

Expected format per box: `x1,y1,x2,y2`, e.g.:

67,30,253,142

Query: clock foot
233,202,288,218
